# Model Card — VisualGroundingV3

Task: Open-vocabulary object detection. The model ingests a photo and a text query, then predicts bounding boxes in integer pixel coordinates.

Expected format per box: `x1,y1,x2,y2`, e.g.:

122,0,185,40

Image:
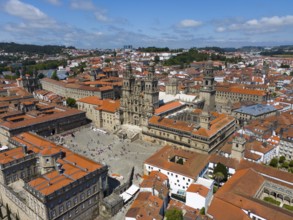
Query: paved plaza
59,126,162,186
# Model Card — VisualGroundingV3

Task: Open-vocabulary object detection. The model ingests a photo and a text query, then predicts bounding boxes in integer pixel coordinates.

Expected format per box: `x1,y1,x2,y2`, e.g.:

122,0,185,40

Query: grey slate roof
234,104,276,116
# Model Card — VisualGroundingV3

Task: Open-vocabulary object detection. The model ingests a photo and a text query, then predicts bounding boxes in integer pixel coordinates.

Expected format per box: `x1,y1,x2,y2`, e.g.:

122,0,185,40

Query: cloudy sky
0,0,293,49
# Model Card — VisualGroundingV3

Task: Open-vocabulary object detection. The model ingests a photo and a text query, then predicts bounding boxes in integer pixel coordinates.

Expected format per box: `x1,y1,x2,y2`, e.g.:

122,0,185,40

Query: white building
186,177,213,210
144,145,210,195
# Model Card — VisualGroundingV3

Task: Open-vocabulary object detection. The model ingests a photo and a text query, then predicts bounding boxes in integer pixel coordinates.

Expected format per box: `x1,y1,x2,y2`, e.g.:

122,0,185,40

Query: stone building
0,100,88,144
165,78,178,95
77,96,121,132
40,78,115,100
199,60,216,112
141,61,235,154
142,109,235,154
120,63,159,126
232,104,277,126
0,132,108,220
216,85,268,106
16,73,41,93
279,127,293,160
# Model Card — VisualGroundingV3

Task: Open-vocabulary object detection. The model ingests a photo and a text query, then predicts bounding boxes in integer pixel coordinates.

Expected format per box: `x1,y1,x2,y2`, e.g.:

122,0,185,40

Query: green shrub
283,204,293,211
264,197,280,206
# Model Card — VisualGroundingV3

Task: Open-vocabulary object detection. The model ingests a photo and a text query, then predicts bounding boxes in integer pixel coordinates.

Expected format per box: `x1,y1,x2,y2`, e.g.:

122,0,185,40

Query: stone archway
284,196,291,205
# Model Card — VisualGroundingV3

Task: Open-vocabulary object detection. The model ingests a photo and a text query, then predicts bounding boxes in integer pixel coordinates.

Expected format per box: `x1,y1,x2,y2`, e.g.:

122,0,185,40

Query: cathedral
16,72,41,93
199,59,216,112
120,63,159,126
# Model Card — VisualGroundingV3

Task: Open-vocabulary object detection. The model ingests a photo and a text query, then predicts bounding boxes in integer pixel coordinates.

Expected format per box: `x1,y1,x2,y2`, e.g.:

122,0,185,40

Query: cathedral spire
147,62,155,80
124,62,132,78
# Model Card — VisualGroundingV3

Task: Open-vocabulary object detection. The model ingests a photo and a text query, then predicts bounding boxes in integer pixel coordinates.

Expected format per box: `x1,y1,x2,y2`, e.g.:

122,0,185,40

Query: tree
214,172,225,187
38,72,45,79
269,157,278,167
289,160,293,167
200,207,205,215
165,209,183,220
66,97,77,108
279,156,286,164
51,71,59,81
281,161,289,169
213,162,228,181
154,55,160,64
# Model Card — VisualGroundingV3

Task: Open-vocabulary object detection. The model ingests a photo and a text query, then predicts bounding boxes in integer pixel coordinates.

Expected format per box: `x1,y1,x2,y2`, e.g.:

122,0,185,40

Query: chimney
22,145,28,155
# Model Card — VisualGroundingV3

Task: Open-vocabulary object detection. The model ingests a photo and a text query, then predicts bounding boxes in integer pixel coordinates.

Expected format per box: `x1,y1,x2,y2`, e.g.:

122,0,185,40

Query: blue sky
0,0,293,49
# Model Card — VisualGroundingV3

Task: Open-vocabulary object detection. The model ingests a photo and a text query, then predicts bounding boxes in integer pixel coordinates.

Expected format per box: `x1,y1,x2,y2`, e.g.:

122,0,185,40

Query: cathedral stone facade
199,60,216,112
17,73,41,93
120,63,159,126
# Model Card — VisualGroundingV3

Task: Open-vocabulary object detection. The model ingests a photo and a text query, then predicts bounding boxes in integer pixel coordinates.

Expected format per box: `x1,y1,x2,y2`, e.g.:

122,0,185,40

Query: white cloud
217,15,293,33
178,19,202,28
94,11,108,22
5,0,48,20
216,27,226,32
70,0,95,10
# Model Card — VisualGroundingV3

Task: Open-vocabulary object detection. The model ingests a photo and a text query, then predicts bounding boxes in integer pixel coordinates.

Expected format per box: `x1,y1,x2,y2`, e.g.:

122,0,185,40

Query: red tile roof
144,145,209,178
155,101,184,115
186,184,209,197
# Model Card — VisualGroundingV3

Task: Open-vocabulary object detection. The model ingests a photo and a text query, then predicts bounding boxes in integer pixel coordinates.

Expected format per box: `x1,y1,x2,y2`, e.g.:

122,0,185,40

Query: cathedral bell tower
120,63,135,124
231,134,246,161
144,63,159,112
199,104,211,130
200,59,216,112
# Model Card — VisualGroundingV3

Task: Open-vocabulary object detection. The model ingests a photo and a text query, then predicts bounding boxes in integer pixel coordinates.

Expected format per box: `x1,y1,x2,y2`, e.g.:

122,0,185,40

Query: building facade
199,60,216,112
120,63,159,126
41,78,114,100
0,132,108,220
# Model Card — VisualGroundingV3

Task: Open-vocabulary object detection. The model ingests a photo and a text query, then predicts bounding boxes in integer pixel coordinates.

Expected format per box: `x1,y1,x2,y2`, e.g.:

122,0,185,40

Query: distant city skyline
0,0,293,49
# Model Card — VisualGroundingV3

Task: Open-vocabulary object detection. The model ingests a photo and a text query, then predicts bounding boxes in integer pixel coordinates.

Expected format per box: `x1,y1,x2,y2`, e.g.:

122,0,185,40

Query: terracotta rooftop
144,145,209,178
149,116,195,133
216,86,266,96
140,171,169,197
15,132,104,196
154,101,184,115
126,192,163,220
96,99,120,113
0,147,25,165
77,96,103,105
208,168,293,220
186,184,209,197
0,104,84,130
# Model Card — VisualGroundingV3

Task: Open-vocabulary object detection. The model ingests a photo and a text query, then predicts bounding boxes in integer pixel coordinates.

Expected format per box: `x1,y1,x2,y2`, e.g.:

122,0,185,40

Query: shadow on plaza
107,176,121,194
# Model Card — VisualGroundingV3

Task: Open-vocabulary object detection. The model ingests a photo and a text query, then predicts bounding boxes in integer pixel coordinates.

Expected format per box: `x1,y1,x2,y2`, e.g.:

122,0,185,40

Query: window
75,207,79,214
87,189,91,196
81,193,85,201
66,201,71,208
73,197,78,205
51,210,56,218
59,205,64,213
